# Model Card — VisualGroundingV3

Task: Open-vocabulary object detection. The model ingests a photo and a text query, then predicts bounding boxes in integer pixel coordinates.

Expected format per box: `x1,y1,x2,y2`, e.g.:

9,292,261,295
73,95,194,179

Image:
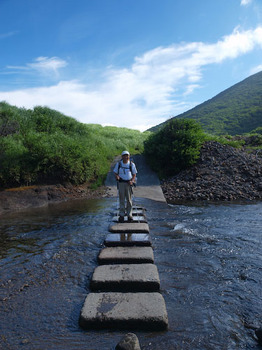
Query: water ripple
0,199,262,349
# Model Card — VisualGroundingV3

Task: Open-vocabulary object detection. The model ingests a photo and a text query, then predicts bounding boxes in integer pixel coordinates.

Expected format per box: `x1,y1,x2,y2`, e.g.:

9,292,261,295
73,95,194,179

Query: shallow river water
0,197,262,350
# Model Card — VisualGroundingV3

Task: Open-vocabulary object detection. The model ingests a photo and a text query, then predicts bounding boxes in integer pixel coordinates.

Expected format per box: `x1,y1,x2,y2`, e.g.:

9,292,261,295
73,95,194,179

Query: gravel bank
161,141,262,202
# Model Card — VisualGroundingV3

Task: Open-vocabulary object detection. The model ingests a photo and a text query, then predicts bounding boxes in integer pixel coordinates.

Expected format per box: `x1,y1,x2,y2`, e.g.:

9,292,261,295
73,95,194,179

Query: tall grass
0,102,150,189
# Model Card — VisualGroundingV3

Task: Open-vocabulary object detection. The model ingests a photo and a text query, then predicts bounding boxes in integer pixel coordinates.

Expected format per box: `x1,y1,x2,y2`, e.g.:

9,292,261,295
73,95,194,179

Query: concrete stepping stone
114,209,145,216
79,292,168,330
109,222,149,233
90,264,160,292
130,209,145,216
115,206,145,212
98,247,154,264
112,216,147,223
104,233,152,247
131,206,145,210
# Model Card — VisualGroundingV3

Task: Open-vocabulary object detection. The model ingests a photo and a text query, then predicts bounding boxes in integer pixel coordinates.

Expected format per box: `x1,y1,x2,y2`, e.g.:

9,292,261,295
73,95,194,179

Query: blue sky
0,0,262,131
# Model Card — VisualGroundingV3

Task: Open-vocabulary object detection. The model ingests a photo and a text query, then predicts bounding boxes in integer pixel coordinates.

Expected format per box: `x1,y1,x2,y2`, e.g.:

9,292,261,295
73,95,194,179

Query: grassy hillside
150,71,262,135
0,102,149,189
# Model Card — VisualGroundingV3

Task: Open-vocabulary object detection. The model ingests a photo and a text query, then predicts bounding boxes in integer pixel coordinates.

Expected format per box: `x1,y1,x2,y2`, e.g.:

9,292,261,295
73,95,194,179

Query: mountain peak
149,71,262,135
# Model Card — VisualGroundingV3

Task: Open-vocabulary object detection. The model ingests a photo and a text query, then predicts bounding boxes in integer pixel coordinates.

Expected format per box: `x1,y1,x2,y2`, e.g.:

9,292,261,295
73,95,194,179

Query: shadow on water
0,197,262,349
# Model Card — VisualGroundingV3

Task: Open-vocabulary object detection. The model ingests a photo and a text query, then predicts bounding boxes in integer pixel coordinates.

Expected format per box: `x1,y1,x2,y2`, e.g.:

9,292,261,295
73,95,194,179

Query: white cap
121,150,130,156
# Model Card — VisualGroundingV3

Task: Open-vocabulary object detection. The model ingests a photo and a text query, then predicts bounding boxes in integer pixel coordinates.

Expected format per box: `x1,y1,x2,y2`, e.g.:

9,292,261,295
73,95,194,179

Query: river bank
1,141,261,215
0,183,109,216
161,141,262,202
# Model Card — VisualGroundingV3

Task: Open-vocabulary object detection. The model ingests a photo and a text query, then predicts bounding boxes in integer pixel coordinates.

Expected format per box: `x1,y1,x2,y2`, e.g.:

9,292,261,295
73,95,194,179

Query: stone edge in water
108,223,150,233
79,292,168,331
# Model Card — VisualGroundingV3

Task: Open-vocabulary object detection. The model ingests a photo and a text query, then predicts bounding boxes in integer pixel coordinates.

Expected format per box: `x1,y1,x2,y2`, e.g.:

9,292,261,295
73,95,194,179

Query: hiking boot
118,216,124,223
128,216,133,222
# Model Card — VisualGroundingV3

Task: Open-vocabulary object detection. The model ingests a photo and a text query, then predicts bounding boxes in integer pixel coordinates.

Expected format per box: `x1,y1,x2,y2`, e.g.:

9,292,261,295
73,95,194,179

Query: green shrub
0,102,149,188
144,119,205,177
250,127,262,135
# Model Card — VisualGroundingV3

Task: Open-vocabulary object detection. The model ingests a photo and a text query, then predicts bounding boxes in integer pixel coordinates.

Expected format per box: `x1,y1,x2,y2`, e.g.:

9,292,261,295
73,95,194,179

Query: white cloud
28,57,67,72
183,84,201,96
7,57,67,76
241,0,252,6
1,26,262,131
250,64,262,75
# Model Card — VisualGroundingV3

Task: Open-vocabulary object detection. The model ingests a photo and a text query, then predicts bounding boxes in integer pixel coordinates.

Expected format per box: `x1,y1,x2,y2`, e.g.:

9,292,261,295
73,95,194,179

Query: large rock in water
115,333,141,350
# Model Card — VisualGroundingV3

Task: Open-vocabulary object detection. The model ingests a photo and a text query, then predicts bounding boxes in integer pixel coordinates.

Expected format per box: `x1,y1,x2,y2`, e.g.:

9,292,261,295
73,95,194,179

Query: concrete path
105,154,167,203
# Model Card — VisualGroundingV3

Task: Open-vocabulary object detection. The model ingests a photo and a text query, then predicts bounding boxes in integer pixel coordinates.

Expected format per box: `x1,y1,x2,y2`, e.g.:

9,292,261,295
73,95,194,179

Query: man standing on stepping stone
114,151,137,223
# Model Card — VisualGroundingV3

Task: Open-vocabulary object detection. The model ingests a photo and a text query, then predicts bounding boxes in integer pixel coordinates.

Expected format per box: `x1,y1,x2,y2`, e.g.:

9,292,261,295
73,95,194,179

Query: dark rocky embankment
161,141,262,202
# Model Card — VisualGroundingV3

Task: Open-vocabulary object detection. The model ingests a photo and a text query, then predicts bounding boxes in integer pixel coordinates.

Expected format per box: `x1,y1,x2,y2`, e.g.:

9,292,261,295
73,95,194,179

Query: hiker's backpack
117,160,134,174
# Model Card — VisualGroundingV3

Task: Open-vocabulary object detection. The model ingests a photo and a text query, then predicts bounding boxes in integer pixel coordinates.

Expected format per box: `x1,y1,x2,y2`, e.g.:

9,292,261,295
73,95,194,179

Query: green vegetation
0,102,149,189
150,71,262,136
2,67,262,189
144,119,205,177
144,117,262,178
145,71,262,179
250,126,262,135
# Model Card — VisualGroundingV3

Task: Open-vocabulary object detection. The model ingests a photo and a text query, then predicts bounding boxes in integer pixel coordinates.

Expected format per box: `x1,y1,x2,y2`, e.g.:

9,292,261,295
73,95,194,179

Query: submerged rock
255,328,262,344
115,333,141,350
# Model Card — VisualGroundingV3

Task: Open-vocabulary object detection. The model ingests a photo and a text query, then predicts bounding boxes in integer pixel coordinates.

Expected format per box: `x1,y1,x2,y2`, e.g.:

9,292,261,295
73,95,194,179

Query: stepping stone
112,216,147,223
79,292,168,330
114,209,145,216
90,264,160,292
115,206,145,212
131,209,145,216
98,247,154,264
109,222,149,233
131,205,145,210
104,233,152,247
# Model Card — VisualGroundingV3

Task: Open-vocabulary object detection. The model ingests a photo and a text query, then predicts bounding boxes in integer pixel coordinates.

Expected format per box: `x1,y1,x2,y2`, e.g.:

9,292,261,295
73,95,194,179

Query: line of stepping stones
79,205,168,331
